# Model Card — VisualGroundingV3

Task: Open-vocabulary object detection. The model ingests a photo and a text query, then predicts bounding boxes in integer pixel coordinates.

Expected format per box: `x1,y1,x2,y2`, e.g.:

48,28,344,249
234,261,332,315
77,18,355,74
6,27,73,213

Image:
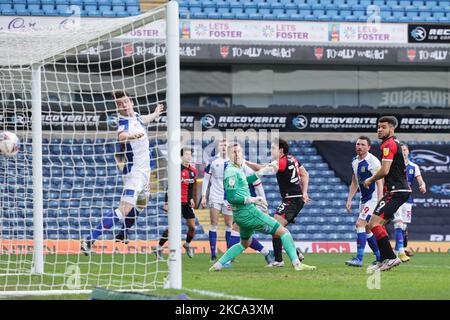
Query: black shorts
275,197,304,224
373,191,411,223
182,203,196,220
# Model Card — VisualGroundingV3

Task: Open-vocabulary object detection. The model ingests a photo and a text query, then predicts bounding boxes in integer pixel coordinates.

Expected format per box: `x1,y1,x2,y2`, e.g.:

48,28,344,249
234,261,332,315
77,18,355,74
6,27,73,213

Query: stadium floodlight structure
0,1,181,296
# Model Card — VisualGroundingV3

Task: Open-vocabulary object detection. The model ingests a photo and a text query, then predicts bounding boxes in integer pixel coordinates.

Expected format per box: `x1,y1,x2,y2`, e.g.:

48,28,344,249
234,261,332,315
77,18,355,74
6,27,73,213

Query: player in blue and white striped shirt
81,91,164,255
345,136,384,267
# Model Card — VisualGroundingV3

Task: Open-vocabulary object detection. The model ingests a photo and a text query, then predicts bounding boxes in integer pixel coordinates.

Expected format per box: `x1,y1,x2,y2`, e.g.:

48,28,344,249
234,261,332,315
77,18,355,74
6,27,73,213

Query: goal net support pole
31,64,44,275
166,1,182,290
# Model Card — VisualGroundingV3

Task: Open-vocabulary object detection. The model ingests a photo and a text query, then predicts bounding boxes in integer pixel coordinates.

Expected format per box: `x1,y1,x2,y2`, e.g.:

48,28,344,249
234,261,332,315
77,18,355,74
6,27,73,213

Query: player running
364,116,411,271
209,143,316,272
80,91,164,255
393,143,426,261
155,147,198,259
345,136,383,267
245,138,309,267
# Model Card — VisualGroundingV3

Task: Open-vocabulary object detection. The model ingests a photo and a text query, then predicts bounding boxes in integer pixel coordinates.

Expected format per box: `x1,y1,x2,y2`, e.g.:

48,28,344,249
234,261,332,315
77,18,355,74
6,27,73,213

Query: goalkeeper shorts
235,207,280,241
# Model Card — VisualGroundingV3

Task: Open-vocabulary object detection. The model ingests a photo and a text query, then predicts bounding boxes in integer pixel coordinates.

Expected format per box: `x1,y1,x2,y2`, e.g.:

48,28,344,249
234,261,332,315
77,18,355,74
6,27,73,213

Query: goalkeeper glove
244,196,268,210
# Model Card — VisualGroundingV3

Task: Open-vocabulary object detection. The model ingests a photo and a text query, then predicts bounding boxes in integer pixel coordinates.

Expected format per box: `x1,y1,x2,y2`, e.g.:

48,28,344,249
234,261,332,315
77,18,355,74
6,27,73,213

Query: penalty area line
183,288,261,300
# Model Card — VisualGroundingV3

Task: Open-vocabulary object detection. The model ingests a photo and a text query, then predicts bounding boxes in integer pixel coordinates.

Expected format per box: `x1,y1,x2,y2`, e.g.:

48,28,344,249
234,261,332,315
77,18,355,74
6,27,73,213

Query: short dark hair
275,138,289,155
378,116,397,127
400,143,409,150
112,90,129,100
357,136,371,146
181,147,194,156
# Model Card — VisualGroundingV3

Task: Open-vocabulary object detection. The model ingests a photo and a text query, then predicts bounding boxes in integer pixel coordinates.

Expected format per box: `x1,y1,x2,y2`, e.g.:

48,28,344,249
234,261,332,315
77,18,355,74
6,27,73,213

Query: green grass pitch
1,253,449,300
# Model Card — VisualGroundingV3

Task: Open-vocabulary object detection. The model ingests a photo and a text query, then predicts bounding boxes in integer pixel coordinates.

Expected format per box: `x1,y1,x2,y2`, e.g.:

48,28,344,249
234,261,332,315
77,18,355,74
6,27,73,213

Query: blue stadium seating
0,0,445,22
0,0,139,16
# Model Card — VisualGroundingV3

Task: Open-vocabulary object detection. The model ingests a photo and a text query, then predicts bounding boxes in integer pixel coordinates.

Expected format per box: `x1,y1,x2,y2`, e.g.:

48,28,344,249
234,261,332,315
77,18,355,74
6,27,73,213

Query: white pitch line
183,288,261,300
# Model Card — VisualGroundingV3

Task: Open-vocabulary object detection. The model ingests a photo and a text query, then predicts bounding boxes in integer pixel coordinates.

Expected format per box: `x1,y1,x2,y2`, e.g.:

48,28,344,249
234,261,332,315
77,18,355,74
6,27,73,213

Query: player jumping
345,136,383,267
209,143,316,271
80,91,164,255
392,143,426,261
364,116,410,271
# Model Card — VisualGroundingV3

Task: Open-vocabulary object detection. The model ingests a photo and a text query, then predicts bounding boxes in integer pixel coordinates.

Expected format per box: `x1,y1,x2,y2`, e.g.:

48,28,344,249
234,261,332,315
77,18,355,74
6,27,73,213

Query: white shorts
394,203,413,224
209,201,232,216
358,199,378,222
121,170,150,206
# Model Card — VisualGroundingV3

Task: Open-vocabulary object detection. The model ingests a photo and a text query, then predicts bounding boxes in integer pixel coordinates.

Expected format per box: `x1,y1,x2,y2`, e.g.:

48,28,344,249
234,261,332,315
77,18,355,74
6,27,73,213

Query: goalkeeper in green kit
209,143,317,272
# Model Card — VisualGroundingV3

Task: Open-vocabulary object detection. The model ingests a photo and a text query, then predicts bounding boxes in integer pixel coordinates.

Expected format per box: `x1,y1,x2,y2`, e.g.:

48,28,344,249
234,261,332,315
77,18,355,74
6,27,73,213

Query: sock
366,232,381,262
272,235,283,262
116,207,141,239
228,230,240,247
218,243,246,265
402,225,409,249
186,228,195,244
372,225,396,261
209,226,218,258
225,227,232,249
88,209,122,241
394,223,405,254
159,228,169,247
249,237,266,254
356,227,366,262
280,232,299,264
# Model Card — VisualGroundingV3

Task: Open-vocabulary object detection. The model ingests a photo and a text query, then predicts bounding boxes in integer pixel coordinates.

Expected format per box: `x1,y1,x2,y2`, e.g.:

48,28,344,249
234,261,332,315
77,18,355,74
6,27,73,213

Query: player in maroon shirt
246,138,310,267
156,147,198,259
363,116,410,272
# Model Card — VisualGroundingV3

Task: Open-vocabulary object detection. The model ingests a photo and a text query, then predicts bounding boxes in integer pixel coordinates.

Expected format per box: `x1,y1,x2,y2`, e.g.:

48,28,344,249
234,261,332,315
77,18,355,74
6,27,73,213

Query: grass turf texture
1,253,449,300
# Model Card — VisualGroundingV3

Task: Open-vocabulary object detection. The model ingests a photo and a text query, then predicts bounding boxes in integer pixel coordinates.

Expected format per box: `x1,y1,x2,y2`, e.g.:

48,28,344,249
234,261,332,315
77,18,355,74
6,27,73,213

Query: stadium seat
112,0,125,13
27,0,41,11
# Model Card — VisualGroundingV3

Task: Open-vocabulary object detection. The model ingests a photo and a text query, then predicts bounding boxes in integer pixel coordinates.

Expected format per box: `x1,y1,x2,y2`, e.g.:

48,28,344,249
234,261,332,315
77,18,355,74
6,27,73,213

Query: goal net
0,2,181,295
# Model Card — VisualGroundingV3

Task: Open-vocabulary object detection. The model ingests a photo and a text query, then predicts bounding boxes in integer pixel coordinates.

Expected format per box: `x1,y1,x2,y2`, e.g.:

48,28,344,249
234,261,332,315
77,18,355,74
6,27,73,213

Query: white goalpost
0,1,181,296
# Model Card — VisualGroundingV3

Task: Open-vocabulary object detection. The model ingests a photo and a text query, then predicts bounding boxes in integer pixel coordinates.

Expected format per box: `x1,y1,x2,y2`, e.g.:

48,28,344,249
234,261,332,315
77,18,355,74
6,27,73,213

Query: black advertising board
72,41,450,66
408,24,450,43
4,109,450,133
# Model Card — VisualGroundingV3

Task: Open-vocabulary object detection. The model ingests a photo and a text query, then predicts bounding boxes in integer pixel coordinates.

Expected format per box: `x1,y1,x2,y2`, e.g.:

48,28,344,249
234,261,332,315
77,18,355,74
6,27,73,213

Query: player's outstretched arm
141,103,165,124
118,131,144,142
245,160,265,172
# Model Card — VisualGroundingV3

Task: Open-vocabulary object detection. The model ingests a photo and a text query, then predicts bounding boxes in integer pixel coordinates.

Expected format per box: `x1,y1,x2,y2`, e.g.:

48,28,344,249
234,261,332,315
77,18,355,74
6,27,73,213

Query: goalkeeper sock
228,230,240,247
159,229,169,247
272,235,283,262
280,232,299,264
366,232,381,262
225,227,232,249
394,223,405,254
89,209,122,241
218,243,246,266
209,227,217,258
